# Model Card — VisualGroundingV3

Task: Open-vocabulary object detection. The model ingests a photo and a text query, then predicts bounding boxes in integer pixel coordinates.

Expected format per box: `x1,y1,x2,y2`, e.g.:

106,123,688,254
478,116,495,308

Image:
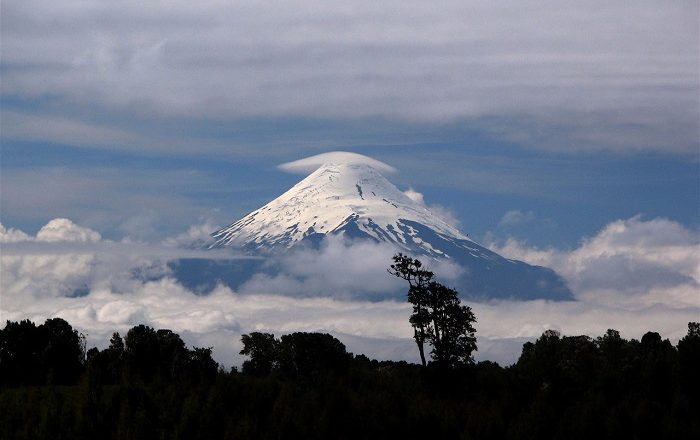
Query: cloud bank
487,216,700,308
1,215,698,367
2,0,697,154
239,234,462,299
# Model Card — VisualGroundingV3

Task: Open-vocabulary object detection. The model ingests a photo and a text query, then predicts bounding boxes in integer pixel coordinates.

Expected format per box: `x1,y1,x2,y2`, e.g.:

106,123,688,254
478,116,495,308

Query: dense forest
0,317,698,440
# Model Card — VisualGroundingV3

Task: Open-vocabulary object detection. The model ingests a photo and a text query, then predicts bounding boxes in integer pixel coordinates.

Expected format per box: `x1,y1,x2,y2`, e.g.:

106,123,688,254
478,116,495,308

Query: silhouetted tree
2,318,700,439
595,329,632,393
85,332,125,384
42,317,85,384
515,329,562,392
123,325,190,382
240,332,350,378
0,318,84,386
0,319,44,385
109,332,125,353
638,331,678,401
388,253,434,366
277,332,350,378
240,332,278,376
425,282,477,366
124,325,159,381
155,329,189,378
188,347,219,382
389,254,477,367
678,322,700,394
596,329,626,366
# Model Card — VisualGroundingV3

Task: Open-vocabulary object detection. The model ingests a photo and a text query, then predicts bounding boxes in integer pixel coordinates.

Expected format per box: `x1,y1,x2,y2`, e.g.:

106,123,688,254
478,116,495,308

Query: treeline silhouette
0,318,698,439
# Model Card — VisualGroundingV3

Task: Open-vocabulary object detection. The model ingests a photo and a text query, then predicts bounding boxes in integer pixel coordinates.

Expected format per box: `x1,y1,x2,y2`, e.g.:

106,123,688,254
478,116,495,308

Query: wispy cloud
0,166,229,238
402,187,461,229
498,210,535,228
2,0,697,154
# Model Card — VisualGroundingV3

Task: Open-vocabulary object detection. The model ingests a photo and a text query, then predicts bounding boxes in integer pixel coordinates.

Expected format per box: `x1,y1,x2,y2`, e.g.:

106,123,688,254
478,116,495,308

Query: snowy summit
211,161,467,255
209,153,572,300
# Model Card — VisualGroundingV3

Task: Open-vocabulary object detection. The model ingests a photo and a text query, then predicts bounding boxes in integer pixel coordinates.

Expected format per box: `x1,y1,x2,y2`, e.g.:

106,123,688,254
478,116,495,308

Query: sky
1,0,699,366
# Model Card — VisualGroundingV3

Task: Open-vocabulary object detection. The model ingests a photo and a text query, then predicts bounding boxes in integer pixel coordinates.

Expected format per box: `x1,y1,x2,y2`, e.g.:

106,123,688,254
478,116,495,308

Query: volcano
205,158,572,300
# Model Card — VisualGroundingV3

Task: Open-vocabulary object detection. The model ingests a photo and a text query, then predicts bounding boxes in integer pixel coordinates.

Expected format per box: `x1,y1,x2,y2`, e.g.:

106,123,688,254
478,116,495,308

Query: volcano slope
174,160,571,300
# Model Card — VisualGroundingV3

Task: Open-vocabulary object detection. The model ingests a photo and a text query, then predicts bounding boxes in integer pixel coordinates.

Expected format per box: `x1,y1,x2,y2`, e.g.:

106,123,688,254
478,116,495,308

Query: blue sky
1,0,699,366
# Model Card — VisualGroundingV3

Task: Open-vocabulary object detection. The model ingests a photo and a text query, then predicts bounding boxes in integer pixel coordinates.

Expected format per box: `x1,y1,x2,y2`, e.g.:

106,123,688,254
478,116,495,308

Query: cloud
117,210,162,242
470,298,697,351
0,110,145,150
239,234,462,299
0,219,243,298
1,218,102,243
0,167,229,239
36,218,102,242
0,224,419,361
0,224,31,243
402,187,461,229
403,188,425,205
278,151,396,174
498,210,535,228
487,216,700,306
2,269,697,368
163,220,221,249
1,0,697,154
1,216,698,368
495,210,556,232
0,275,419,365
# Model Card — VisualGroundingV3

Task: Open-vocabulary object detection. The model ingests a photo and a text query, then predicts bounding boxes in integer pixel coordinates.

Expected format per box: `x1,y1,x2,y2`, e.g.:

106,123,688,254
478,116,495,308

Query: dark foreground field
1,319,698,440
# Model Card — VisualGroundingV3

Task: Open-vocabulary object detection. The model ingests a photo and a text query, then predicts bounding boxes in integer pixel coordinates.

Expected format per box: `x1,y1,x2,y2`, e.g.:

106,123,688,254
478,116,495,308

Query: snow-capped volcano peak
210,162,468,252
205,155,572,300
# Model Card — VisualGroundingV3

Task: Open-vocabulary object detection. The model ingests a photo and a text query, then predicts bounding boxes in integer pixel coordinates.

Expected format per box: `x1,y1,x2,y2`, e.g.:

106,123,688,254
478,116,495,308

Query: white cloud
163,220,221,249
1,219,102,243
402,187,461,229
239,234,463,299
471,299,697,349
36,218,102,242
0,224,31,243
240,235,410,299
0,219,243,298
2,270,697,368
428,205,462,230
403,188,425,205
487,216,700,305
278,151,396,175
96,300,146,326
1,216,698,368
489,237,559,268
1,0,696,154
